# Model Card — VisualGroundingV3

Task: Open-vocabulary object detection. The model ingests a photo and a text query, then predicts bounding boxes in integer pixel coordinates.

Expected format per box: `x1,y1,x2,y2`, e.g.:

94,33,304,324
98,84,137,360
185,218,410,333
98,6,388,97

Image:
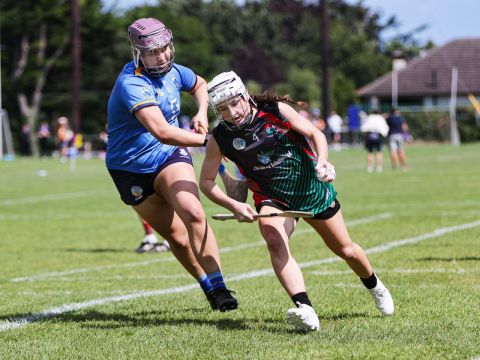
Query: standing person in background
106,18,237,311
56,117,74,161
311,108,326,132
38,121,51,157
200,71,394,331
386,108,409,171
19,123,31,156
361,111,389,173
98,129,108,159
327,110,343,151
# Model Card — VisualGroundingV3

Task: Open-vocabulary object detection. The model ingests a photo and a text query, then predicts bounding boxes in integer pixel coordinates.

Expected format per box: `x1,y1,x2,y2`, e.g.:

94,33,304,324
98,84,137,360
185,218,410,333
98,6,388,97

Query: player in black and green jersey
200,71,394,332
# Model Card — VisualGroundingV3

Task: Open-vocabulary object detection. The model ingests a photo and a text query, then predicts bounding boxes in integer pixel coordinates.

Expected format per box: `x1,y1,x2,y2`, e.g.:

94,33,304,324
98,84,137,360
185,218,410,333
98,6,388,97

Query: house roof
357,38,480,97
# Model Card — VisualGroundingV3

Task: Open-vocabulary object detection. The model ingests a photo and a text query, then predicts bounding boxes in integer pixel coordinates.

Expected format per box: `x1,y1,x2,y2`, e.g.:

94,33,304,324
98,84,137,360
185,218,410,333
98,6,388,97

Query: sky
101,0,479,46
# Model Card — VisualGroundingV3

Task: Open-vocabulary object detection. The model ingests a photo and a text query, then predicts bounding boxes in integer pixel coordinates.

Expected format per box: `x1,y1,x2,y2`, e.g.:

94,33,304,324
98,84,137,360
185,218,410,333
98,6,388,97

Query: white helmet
208,71,253,130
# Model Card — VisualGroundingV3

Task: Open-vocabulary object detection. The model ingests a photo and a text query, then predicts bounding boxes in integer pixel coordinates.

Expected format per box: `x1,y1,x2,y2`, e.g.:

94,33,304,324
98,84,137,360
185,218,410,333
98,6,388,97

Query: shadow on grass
320,312,369,321
0,309,248,331
63,248,131,253
0,310,369,334
417,256,480,262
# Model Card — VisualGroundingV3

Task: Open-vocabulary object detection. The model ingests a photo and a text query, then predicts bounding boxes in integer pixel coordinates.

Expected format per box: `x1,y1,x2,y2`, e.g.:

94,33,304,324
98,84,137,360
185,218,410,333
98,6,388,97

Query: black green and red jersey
212,101,336,215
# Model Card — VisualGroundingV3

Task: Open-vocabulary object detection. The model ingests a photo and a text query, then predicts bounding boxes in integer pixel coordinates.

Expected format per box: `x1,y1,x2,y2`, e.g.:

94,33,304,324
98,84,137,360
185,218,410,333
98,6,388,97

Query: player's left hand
191,113,209,134
315,161,336,182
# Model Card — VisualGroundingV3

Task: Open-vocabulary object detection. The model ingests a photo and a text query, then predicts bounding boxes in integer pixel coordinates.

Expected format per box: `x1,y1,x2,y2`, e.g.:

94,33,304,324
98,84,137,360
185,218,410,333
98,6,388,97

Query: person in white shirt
360,111,389,172
327,111,343,151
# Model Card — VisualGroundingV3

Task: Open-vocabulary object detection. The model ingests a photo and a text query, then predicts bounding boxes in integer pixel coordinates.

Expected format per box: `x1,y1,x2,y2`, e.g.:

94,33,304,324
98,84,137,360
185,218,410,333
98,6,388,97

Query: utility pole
321,0,329,120
71,0,81,134
449,66,460,146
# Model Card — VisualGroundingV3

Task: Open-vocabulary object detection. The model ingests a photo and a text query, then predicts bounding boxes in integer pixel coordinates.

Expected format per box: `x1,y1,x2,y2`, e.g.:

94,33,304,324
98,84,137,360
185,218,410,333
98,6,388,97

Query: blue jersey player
106,18,237,311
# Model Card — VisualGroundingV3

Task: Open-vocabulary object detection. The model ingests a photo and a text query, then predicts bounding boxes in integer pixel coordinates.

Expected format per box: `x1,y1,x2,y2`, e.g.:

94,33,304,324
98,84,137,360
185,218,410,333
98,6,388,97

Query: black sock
360,272,378,289
291,292,312,307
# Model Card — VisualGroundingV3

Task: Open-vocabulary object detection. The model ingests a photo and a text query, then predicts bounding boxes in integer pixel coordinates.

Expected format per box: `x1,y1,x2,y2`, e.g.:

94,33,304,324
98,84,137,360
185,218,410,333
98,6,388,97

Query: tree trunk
14,27,68,156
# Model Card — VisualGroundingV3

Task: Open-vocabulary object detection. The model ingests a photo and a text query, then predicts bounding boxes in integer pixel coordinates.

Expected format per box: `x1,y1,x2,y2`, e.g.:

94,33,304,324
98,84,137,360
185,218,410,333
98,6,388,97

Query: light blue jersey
106,61,197,173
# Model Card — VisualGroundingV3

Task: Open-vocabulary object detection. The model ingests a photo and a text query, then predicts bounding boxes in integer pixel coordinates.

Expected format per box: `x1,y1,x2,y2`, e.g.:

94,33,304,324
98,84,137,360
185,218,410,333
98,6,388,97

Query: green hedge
403,109,480,142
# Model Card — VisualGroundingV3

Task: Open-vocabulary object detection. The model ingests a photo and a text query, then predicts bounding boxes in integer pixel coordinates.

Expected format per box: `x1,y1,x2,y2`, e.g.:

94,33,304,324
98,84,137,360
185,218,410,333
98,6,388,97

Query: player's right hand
315,161,336,182
232,203,257,223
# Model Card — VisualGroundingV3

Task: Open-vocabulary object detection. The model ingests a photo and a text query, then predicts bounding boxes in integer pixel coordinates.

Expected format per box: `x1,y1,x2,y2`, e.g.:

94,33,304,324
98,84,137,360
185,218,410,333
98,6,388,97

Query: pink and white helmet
128,18,175,77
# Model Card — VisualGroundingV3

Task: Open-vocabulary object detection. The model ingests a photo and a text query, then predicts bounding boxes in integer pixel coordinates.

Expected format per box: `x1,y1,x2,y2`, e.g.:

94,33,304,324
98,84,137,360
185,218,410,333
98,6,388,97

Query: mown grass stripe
9,213,392,283
1,218,478,332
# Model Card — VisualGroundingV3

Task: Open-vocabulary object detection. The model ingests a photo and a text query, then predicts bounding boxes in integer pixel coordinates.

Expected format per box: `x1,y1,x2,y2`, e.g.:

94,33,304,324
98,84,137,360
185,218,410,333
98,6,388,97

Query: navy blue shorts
108,147,193,206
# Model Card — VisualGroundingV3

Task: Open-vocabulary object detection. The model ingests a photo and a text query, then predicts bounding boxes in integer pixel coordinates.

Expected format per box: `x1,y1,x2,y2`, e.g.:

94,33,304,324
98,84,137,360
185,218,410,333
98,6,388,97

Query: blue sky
102,0,479,46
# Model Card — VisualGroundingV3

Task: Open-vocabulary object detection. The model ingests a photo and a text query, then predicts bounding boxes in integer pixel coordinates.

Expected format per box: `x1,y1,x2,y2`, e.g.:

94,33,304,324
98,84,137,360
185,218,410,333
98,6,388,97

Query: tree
1,0,71,155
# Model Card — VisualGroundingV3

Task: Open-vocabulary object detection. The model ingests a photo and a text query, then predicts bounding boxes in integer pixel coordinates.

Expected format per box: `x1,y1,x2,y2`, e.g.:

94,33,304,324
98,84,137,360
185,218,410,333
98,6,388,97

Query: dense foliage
1,0,433,150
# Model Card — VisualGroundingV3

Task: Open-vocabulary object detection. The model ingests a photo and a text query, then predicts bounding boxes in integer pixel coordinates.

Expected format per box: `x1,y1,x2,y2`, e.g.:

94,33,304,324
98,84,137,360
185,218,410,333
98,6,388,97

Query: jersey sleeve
119,76,157,114
173,64,197,92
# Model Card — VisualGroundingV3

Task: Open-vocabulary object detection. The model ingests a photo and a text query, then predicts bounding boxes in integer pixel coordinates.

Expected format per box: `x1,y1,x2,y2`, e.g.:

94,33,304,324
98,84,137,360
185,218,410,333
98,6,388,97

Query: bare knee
261,226,287,254
337,244,359,261
166,229,189,249
181,202,205,226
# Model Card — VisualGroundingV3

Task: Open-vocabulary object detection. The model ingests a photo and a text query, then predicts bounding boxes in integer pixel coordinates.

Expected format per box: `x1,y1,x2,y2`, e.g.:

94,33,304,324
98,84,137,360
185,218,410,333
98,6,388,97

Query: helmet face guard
128,18,175,77
207,71,254,131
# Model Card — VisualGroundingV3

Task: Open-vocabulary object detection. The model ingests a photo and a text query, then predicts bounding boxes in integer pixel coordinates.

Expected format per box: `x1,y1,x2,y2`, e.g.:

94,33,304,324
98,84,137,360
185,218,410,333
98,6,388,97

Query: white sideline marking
10,274,193,283
0,284,199,331
10,213,392,283
10,258,176,283
0,191,97,206
306,268,476,276
1,219,478,332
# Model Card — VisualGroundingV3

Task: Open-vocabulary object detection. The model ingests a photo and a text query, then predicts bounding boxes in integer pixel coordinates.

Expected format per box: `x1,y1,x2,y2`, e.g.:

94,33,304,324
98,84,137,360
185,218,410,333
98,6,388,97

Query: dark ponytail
251,90,304,107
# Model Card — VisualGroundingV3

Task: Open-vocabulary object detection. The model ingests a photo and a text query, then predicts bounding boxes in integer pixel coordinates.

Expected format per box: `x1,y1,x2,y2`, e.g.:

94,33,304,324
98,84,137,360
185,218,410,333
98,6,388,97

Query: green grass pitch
0,143,479,359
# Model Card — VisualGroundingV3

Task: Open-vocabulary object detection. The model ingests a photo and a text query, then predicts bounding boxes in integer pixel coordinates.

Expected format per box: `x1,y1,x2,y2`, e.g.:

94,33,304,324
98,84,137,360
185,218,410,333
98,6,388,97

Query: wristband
202,134,209,147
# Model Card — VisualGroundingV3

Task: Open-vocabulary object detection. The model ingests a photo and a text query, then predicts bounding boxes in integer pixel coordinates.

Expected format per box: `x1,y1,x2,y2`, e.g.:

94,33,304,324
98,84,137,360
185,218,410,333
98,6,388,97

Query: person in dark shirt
386,108,409,170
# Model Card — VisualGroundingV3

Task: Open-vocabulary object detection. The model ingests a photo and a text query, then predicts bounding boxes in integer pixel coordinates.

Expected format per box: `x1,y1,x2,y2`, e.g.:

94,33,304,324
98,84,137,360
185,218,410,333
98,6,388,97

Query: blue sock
207,271,226,290
198,274,213,294
218,163,226,176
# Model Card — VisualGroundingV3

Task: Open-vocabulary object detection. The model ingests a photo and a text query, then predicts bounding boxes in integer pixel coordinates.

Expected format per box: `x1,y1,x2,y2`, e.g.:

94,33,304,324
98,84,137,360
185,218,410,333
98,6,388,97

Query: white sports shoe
135,234,170,253
368,278,394,316
286,303,320,331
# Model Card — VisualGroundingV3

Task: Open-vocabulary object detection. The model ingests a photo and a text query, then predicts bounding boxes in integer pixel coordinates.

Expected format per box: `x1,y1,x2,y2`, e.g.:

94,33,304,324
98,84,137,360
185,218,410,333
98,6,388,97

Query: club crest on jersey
233,138,246,150
179,148,189,157
257,153,271,165
131,185,144,201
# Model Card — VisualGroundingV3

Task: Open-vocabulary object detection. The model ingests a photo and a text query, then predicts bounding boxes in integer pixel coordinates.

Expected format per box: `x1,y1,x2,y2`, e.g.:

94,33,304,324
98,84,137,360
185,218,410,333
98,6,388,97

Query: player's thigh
305,210,353,252
132,193,188,246
153,162,205,221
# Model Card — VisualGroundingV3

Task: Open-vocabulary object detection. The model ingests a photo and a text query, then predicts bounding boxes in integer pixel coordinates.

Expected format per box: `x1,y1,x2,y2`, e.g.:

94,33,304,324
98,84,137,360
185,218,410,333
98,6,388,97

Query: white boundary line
10,212,392,283
305,268,476,276
0,191,97,206
1,219,478,332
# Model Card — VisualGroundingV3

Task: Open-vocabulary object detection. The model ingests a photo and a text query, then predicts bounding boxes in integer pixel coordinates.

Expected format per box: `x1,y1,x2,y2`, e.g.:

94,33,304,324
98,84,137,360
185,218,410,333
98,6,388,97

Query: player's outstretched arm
199,137,256,222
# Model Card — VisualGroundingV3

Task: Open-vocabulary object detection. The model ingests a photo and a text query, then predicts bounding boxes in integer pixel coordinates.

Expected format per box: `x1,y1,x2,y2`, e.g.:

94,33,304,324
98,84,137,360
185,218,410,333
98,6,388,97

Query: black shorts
365,132,383,153
256,198,341,220
108,147,193,206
